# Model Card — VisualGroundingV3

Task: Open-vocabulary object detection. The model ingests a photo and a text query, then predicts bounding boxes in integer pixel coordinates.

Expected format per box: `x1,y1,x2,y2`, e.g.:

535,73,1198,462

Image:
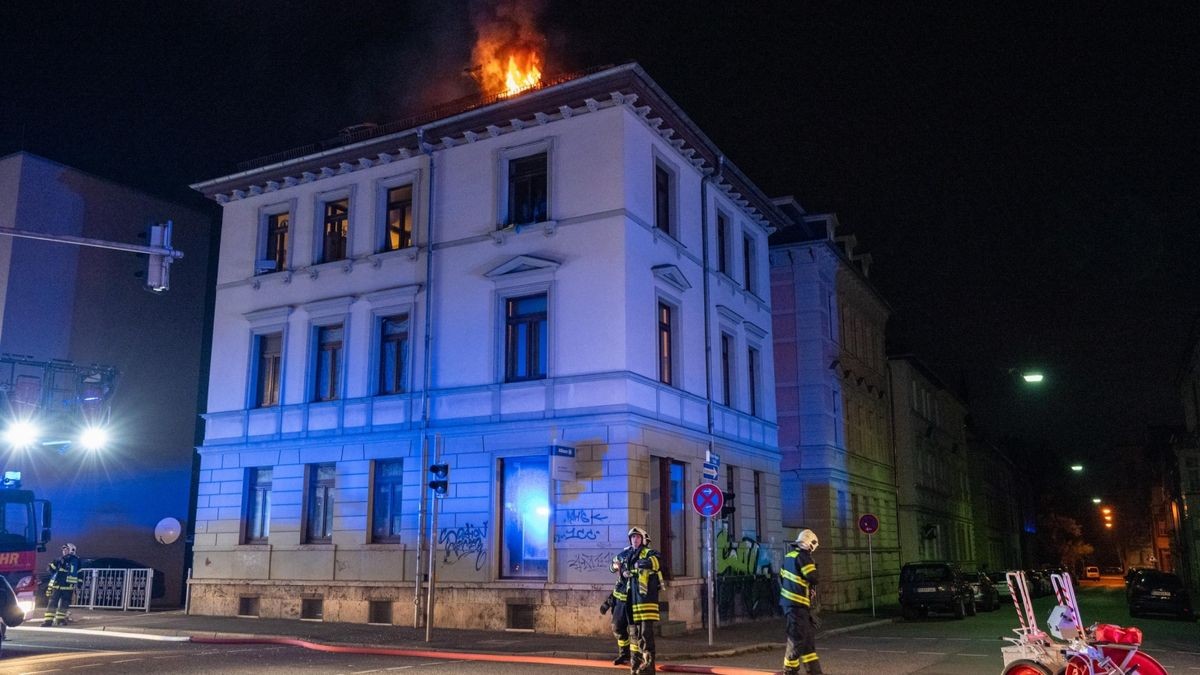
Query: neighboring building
888,355,975,569
1176,327,1200,592
0,151,213,605
187,63,785,635
769,201,899,610
965,434,1023,572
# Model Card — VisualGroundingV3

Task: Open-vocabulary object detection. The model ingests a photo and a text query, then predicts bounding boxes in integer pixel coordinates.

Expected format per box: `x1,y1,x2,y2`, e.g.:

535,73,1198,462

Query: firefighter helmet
627,526,651,544
794,529,819,552
62,543,76,555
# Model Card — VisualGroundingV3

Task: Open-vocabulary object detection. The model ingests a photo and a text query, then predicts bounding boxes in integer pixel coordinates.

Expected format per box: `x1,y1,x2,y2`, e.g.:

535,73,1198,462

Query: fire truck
0,355,118,635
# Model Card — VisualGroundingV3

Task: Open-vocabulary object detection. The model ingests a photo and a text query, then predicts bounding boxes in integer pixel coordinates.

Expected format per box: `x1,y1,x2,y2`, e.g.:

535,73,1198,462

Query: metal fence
77,568,152,612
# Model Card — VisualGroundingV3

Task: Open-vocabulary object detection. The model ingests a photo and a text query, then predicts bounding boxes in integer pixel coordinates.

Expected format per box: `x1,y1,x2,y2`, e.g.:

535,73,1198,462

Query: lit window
378,314,409,395
260,212,289,274
506,153,547,226
245,467,272,543
505,294,547,382
649,457,686,577
305,463,335,543
383,186,413,251
254,333,282,408
313,324,343,402
371,460,403,542
500,456,549,578
321,198,349,263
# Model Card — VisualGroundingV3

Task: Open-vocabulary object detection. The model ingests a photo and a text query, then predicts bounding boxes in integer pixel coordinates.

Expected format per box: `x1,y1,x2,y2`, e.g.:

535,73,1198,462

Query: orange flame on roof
470,1,545,97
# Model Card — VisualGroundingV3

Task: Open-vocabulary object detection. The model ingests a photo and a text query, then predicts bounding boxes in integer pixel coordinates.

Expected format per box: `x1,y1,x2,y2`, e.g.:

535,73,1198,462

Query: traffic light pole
424,483,440,642
0,222,183,291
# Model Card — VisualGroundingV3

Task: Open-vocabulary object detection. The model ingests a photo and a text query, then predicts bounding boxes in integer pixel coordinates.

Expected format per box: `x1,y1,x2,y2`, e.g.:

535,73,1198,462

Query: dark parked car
970,572,1001,611
1127,570,1194,620
899,562,976,620
1125,567,1155,589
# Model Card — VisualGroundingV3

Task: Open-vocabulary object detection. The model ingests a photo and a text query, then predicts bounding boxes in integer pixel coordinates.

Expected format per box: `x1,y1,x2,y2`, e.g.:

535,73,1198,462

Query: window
657,302,674,386
321,198,349,263
378,314,409,395
743,234,756,294
254,333,282,408
747,346,761,416
305,463,335,543
724,464,739,539
260,212,289,274
716,213,729,274
371,460,403,542
313,324,343,402
245,467,272,543
500,456,549,578
382,185,413,251
720,333,733,406
505,294,547,382
506,153,547,226
650,457,686,577
654,163,672,235
753,470,763,540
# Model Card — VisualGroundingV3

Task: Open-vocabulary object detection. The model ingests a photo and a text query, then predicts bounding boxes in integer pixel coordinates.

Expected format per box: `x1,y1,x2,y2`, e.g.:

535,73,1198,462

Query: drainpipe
700,155,724,645
413,128,437,627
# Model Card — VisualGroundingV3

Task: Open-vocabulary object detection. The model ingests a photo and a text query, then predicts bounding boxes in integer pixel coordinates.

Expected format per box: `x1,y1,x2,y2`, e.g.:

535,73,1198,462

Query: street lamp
1092,497,1102,504
1070,464,1084,472
1022,371,1045,384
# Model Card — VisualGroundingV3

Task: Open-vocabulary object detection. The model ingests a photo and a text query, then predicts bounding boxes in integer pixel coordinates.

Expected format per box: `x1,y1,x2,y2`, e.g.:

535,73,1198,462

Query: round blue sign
692,483,724,518
858,513,880,535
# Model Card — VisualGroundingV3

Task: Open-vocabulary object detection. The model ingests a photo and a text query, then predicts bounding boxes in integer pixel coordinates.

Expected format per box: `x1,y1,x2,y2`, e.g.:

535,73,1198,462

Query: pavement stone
34,606,896,660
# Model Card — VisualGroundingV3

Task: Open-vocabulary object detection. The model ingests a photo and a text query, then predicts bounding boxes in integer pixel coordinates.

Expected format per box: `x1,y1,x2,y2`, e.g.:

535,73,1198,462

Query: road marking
957,653,989,657
838,648,867,652
917,651,946,655
879,649,907,654
110,660,143,664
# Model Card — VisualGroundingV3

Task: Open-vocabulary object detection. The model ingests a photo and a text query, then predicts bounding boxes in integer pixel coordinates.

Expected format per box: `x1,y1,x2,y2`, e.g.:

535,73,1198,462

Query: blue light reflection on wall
501,456,549,578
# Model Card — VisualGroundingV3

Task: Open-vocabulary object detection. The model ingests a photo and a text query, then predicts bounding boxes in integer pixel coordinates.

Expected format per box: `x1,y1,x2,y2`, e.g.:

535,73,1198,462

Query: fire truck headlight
79,426,110,451
17,600,33,617
3,421,40,449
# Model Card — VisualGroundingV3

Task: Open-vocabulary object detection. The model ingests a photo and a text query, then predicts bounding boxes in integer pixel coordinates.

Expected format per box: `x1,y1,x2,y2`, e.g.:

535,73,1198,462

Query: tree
1037,513,1095,571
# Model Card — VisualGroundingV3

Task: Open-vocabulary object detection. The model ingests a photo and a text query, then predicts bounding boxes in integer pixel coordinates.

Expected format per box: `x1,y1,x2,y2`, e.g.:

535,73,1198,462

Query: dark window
314,324,343,402
306,463,336,543
743,235,755,293
654,164,672,234
724,465,738,538
753,470,763,540
658,302,673,385
383,186,413,251
716,213,728,274
720,333,733,406
321,199,349,263
505,294,547,382
500,456,549,578
506,153,547,226
371,460,403,542
254,333,282,408
650,457,686,577
378,314,409,395
748,346,760,416
262,212,289,274
245,467,272,543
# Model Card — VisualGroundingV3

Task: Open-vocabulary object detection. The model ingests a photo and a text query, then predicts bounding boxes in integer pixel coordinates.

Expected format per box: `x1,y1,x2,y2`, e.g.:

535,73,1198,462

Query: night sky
3,2,1197,487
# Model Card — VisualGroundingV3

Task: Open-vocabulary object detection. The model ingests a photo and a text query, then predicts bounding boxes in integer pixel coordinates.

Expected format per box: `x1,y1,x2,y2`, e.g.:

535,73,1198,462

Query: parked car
986,570,1012,597
1127,569,1194,620
969,572,1001,611
898,562,976,620
1102,566,1124,576
1084,566,1100,580
1125,567,1155,589
1025,569,1051,597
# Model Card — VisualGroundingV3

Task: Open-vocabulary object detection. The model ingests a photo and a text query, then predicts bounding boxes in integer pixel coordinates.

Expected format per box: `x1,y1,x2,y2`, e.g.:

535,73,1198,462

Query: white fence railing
77,568,152,612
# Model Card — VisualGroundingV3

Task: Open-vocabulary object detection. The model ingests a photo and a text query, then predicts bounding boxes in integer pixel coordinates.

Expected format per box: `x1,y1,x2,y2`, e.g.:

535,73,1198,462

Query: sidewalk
21,606,897,661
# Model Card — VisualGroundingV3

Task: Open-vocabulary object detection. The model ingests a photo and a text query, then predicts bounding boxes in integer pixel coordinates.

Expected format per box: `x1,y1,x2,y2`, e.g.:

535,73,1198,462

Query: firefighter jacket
627,546,664,622
780,546,817,609
608,546,637,602
46,554,81,592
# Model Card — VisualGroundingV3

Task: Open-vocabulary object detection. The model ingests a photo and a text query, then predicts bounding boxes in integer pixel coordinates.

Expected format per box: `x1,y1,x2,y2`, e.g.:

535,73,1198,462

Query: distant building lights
1102,507,1112,515
1104,523,1113,528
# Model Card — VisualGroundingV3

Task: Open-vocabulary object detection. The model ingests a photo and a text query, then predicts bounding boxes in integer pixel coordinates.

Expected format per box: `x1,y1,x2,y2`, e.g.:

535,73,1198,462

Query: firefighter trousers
43,588,73,626
610,600,631,659
629,619,656,671
784,606,820,674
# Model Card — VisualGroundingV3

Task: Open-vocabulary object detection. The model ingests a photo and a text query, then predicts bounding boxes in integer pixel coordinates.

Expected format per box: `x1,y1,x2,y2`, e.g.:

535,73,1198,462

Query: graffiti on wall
555,526,600,543
554,509,607,543
715,527,773,577
439,521,488,571
566,551,613,573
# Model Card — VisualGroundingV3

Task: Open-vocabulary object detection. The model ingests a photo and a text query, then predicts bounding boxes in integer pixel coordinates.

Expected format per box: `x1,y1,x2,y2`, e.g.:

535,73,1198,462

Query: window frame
376,313,411,396
304,462,336,544
251,332,283,408
370,459,404,543
743,232,757,294
375,171,420,254
256,201,294,275
244,307,292,410
313,186,355,265
498,454,550,579
747,344,761,417
497,139,553,229
503,292,549,383
243,466,272,544
656,296,681,388
653,158,677,237
720,331,735,406
715,210,730,276
649,456,687,578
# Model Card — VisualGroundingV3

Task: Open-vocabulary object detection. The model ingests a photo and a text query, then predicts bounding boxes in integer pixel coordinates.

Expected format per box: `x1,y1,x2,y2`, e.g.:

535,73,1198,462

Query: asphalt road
0,578,1194,674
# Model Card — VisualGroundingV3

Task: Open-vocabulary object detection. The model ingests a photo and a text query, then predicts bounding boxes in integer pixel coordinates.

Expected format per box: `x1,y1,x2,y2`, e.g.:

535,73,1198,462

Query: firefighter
603,538,637,665
780,529,822,675
624,526,663,675
42,542,80,627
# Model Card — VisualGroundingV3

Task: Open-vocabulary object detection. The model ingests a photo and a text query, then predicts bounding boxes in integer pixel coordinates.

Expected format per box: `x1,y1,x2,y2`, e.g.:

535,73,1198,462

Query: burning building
188,62,788,634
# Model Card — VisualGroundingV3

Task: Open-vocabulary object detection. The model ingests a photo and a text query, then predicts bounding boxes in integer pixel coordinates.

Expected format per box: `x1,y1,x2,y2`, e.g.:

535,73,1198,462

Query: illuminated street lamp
1022,371,1045,383
1102,507,1112,515
1105,522,1113,529
1070,464,1084,472
1092,497,1102,504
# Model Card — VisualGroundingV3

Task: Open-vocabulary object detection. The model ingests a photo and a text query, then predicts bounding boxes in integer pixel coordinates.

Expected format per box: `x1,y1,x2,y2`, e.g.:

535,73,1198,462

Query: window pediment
486,255,561,279
652,264,691,292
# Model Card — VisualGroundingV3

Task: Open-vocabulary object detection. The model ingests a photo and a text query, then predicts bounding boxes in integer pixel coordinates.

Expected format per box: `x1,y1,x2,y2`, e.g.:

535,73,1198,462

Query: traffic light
428,463,449,498
146,221,174,292
721,493,736,518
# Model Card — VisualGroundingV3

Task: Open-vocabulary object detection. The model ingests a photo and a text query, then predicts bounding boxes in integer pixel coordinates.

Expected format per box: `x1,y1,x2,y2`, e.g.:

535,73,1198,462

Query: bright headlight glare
3,421,40,448
79,426,109,451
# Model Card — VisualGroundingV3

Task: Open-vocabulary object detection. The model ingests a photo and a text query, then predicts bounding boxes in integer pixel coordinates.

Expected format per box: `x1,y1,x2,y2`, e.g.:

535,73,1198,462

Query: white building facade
189,64,785,634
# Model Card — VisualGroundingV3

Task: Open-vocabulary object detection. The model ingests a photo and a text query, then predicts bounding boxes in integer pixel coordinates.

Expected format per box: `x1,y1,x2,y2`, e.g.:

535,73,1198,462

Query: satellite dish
155,517,182,545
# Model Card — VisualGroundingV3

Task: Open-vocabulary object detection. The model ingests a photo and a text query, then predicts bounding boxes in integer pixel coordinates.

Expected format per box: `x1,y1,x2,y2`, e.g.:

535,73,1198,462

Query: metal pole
425,491,440,642
413,435,429,627
868,533,876,617
0,225,183,258
707,516,714,646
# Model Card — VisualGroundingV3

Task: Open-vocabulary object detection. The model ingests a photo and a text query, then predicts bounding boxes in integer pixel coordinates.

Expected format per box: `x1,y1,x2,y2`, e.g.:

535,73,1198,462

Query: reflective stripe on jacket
628,546,663,622
780,548,817,608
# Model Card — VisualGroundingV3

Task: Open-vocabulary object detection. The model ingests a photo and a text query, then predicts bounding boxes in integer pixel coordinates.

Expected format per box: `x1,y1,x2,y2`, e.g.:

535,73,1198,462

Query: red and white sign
692,483,724,518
